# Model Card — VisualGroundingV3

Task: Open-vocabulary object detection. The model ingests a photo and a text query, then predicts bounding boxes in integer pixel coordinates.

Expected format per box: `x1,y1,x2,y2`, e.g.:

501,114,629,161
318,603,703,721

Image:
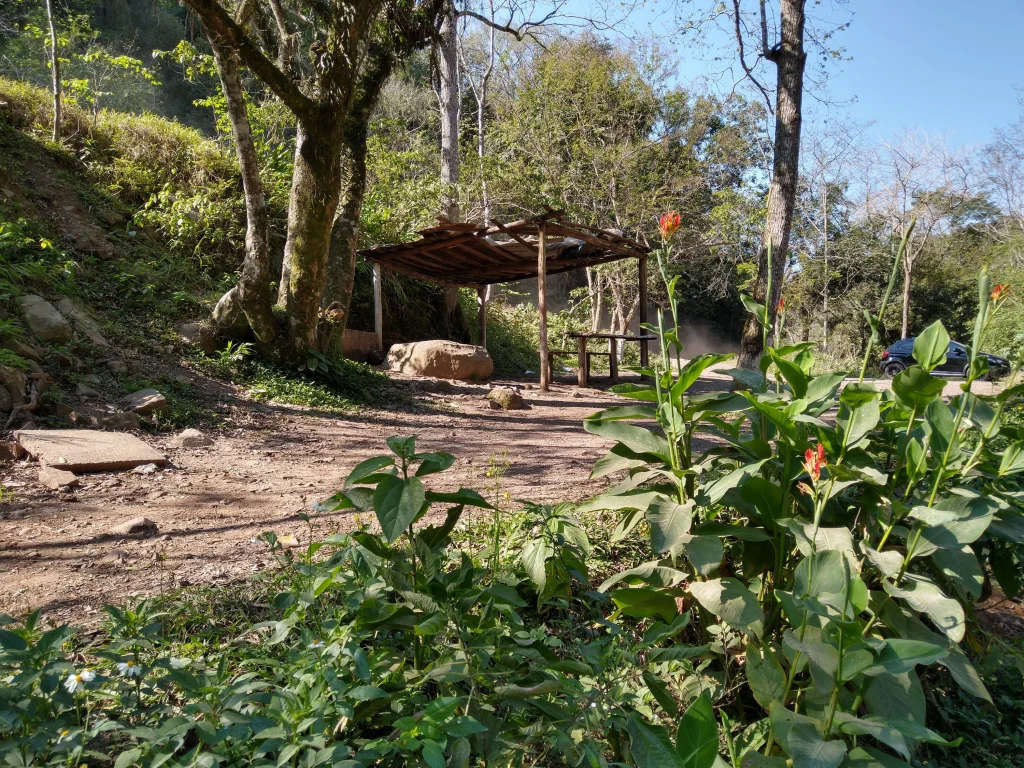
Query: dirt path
0,372,665,621
0,364,1011,624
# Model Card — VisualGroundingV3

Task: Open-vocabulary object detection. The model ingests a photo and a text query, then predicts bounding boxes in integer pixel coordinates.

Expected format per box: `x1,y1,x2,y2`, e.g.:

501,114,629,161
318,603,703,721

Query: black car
879,338,1010,379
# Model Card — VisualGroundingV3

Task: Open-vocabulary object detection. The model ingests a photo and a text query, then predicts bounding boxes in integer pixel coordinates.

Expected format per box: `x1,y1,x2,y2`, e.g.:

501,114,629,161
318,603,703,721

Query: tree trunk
438,0,460,222
320,134,369,353
737,0,807,370
209,39,277,344
280,119,344,359
45,0,60,143
436,1,471,343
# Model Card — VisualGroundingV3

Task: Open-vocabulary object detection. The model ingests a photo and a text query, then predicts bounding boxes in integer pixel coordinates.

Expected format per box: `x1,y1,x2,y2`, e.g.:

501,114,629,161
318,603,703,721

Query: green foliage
580,238,1024,765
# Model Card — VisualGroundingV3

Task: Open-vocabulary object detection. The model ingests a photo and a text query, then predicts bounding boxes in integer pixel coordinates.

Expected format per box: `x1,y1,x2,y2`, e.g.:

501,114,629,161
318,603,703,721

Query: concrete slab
15,429,166,472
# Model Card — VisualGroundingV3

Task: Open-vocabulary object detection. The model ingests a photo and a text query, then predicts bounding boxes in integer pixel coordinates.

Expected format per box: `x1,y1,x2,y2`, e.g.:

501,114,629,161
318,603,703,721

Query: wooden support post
638,255,649,370
538,223,550,391
608,337,618,383
372,263,383,350
576,335,588,387
477,286,488,349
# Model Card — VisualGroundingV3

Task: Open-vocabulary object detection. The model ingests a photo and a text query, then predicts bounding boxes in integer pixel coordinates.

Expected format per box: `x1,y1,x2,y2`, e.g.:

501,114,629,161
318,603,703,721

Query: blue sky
576,0,1024,147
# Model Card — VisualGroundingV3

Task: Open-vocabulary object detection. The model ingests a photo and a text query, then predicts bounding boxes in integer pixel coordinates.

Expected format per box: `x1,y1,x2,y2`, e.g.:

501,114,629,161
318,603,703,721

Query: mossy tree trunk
183,0,442,362
209,38,278,345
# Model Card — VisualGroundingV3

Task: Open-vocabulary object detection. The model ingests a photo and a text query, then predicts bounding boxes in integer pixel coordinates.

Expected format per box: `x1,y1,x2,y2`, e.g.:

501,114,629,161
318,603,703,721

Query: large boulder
386,341,493,381
55,298,110,347
18,295,73,343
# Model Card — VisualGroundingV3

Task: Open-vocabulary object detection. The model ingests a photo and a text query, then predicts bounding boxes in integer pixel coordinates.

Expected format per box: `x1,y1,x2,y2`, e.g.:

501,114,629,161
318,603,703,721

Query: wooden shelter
359,210,651,390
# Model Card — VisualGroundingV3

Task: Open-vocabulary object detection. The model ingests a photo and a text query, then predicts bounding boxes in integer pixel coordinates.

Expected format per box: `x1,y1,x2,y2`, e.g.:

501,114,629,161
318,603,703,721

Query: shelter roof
359,210,649,288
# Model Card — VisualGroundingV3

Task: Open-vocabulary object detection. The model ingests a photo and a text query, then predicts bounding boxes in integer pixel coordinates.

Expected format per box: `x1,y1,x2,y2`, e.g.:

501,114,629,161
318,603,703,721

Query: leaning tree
186,0,444,361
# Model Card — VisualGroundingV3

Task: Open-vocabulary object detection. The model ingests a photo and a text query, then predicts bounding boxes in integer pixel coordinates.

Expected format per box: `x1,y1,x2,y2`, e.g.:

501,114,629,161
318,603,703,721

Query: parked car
879,338,1009,379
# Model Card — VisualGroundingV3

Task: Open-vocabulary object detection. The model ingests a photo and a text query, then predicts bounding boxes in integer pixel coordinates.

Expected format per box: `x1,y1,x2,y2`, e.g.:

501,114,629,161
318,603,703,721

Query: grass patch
193,353,411,413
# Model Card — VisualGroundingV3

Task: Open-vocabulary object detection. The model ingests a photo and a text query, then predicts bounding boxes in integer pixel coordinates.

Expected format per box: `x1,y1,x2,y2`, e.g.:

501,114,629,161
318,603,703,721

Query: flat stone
82,374,101,385
170,428,213,448
0,440,26,460
39,466,79,489
14,429,166,472
18,295,73,343
125,389,168,415
132,463,158,475
55,298,110,347
76,383,100,398
106,360,128,375
111,516,158,536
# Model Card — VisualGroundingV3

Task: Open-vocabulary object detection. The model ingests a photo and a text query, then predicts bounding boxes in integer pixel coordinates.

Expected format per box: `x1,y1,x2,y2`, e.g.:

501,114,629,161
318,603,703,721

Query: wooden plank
477,286,488,349
372,264,383,350
538,222,550,392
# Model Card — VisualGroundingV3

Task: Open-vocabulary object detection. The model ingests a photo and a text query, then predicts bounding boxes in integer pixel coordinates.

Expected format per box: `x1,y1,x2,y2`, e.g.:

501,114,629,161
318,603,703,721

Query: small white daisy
64,668,95,693
307,639,324,650
117,660,142,678
168,657,190,669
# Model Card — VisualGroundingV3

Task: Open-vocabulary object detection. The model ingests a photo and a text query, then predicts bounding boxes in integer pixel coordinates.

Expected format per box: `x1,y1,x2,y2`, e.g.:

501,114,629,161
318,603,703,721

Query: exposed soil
1,364,1020,632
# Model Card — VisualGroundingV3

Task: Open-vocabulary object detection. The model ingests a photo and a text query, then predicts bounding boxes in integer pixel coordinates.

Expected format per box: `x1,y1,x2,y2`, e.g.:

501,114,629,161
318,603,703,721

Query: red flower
659,211,681,240
803,443,827,483
991,283,1009,302
777,298,786,312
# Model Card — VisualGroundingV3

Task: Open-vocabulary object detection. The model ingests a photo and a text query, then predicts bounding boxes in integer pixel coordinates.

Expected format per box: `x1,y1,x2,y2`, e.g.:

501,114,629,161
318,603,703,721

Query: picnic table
557,332,656,387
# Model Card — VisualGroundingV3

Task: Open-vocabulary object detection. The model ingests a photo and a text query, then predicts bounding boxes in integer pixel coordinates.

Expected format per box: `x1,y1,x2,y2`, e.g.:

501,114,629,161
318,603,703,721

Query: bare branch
731,0,773,113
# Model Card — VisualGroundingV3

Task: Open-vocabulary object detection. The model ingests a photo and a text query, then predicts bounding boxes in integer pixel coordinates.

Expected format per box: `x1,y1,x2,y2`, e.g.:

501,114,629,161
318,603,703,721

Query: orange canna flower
991,283,1009,302
803,443,827,483
659,211,681,239
777,298,786,312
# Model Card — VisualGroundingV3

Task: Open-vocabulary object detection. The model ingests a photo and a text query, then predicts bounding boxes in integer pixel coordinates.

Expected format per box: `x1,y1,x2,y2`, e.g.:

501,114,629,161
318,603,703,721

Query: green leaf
883,575,964,643
345,455,395,486
675,692,718,768
421,739,445,768
386,435,417,459
787,724,847,768
999,441,1024,476
521,538,554,594
891,366,946,410
643,671,680,718
746,647,786,711
627,711,685,768
414,452,456,476
697,460,769,507
674,353,736,397
349,685,389,701
941,645,992,703
642,613,692,646
692,522,772,541
842,746,912,767
913,321,950,372
414,612,447,636
373,476,426,543
770,353,808,399
592,443,651,478
831,713,909,761
931,546,984,600
611,587,678,622
864,671,925,727
924,398,955,458
584,412,670,460
862,639,947,676
689,578,763,638
424,488,493,509
804,372,845,405
837,384,880,448
599,560,688,591
680,535,723,577
991,546,1022,598
990,511,1024,542
648,499,694,553
114,749,143,768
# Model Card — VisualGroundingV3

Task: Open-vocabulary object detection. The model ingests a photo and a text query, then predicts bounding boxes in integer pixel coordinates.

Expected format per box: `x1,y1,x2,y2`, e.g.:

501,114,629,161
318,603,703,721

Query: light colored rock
419,378,456,394
76,383,100,398
15,429,165,472
111,516,158,536
171,428,213,448
39,466,79,489
212,287,250,339
17,295,73,343
82,374,101,385
386,341,493,381
106,359,128,374
131,463,158,475
125,389,167,415
177,322,217,355
55,298,110,347
487,386,524,410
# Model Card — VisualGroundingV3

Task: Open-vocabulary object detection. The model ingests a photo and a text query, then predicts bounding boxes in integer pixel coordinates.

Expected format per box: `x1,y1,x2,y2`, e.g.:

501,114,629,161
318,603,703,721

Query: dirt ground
1,363,1019,629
